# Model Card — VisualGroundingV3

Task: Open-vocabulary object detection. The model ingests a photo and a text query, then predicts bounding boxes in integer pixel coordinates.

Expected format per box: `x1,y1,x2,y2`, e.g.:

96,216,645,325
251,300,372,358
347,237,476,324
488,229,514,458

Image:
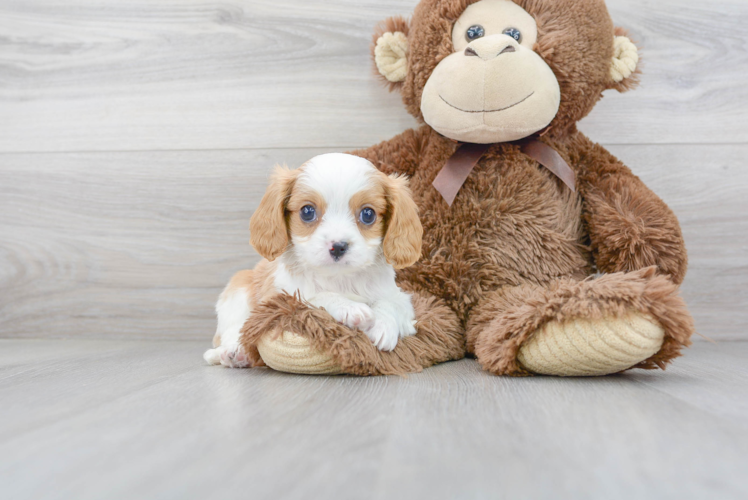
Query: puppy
204,153,423,368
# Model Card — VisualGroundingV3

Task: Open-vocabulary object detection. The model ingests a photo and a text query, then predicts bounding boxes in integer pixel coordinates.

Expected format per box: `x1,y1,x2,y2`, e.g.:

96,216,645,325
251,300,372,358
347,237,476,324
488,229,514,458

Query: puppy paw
327,302,375,331
203,348,222,365
212,344,251,368
365,317,400,352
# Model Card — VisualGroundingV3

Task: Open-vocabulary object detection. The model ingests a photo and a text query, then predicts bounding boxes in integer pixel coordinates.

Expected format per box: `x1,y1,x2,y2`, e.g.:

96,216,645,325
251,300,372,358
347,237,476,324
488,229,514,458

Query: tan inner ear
375,32,408,83
610,36,639,83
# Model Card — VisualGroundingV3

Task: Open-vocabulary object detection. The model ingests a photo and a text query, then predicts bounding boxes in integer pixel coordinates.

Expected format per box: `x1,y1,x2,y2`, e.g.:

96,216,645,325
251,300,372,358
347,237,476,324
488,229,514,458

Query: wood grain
1,145,745,340
1,339,747,499
1,0,747,153
0,148,326,339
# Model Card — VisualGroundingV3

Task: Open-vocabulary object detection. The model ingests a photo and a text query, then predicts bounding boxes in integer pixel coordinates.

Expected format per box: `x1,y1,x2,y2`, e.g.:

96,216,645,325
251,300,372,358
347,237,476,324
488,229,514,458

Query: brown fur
382,174,423,269
573,136,687,284
380,0,637,138
349,183,387,240
354,126,693,374
465,267,694,376
245,260,282,307
286,183,327,239
239,0,693,376
241,287,465,376
249,166,298,261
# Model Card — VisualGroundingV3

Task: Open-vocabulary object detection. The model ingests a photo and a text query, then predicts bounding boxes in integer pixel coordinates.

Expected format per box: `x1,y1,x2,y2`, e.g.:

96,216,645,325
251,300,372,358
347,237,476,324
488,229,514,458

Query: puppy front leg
367,290,418,351
308,292,375,332
204,270,254,368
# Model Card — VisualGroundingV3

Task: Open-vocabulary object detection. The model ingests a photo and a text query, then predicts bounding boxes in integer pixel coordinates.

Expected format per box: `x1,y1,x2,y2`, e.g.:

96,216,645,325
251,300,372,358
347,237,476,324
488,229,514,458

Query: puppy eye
503,27,521,43
300,205,316,223
465,25,485,42
359,207,376,225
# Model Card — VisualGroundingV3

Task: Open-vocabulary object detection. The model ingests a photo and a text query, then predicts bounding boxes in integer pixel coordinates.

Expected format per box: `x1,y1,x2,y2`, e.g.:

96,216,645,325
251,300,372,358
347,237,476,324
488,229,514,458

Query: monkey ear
372,16,410,91
608,29,640,92
249,165,296,261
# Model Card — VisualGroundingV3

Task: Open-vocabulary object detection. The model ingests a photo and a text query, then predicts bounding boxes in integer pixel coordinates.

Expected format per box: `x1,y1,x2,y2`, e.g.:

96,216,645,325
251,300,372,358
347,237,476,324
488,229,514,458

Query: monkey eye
466,25,485,42
300,205,317,223
359,207,376,226
503,27,522,43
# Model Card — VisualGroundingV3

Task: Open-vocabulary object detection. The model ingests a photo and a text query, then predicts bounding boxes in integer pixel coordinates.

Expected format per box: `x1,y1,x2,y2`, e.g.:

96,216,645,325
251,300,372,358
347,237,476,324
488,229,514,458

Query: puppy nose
330,241,349,260
464,35,517,61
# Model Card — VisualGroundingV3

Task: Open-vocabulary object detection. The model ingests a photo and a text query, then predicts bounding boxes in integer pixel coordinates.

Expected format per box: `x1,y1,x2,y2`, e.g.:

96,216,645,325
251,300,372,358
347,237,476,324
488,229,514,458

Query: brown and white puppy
204,153,423,367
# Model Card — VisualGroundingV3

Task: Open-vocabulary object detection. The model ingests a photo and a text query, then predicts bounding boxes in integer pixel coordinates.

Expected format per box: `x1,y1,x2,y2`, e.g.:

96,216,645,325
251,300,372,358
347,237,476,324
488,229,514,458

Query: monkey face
373,0,640,141
420,0,560,144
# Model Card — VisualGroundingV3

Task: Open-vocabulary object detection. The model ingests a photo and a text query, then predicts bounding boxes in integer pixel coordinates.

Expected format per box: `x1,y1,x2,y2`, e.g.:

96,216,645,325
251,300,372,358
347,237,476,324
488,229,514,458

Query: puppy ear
608,28,640,92
382,174,423,269
249,165,296,261
372,16,410,91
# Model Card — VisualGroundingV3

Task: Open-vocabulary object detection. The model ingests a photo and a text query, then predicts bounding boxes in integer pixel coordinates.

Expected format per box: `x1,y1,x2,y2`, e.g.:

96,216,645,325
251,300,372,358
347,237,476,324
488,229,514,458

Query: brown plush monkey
242,0,694,377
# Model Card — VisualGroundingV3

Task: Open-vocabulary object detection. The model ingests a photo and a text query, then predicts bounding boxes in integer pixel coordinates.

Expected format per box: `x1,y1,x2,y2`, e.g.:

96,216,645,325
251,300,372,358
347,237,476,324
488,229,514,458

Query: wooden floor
1,338,747,500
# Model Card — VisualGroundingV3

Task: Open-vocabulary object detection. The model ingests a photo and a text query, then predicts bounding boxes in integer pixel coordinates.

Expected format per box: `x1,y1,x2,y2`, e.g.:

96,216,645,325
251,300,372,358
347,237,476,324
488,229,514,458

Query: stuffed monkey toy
241,0,694,377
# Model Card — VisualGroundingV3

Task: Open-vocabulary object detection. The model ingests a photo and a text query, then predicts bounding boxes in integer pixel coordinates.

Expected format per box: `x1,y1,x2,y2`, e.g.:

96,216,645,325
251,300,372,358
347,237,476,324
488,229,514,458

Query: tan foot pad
517,312,665,377
256,331,343,375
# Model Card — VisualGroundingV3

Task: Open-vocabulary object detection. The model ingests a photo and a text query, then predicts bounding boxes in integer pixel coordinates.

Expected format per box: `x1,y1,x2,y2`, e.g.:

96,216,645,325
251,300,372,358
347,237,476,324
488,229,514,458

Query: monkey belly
401,155,591,320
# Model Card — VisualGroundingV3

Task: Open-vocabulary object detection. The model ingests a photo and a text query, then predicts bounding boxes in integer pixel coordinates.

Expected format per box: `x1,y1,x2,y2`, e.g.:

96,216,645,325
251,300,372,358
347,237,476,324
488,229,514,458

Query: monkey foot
517,311,665,377
242,293,464,376
257,331,343,375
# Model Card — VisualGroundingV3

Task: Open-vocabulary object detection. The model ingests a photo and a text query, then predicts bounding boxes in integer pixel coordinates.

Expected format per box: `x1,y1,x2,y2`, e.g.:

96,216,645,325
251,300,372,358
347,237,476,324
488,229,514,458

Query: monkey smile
439,92,535,113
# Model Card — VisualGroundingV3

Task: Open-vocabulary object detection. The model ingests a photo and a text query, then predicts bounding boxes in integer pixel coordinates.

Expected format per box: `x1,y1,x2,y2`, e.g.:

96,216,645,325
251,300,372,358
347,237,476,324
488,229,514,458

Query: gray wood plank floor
1,339,747,500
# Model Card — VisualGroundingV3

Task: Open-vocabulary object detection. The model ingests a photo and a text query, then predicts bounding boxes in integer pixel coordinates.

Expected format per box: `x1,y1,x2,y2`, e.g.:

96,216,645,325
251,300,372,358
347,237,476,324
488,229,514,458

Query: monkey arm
573,135,687,284
348,126,430,177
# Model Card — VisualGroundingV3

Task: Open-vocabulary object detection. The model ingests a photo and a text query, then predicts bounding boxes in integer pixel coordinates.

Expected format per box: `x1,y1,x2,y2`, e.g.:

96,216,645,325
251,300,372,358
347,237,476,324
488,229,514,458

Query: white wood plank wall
1,0,746,340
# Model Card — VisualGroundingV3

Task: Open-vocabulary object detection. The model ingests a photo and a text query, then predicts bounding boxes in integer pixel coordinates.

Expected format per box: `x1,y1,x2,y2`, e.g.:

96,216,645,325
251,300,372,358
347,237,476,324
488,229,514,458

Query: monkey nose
464,36,518,61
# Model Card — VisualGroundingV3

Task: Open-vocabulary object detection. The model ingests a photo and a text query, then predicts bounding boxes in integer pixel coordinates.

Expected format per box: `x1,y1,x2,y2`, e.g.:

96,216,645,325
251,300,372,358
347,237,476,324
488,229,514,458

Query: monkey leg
240,289,465,376
465,267,694,377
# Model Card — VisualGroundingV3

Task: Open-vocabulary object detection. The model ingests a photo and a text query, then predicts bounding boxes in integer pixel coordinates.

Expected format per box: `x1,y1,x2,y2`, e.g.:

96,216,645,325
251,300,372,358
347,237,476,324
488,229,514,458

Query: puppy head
250,153,422,273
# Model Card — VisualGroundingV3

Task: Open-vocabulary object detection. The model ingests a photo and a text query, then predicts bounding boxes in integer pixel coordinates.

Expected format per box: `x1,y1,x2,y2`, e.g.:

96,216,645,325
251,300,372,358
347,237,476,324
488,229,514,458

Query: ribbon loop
432,138,576,206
